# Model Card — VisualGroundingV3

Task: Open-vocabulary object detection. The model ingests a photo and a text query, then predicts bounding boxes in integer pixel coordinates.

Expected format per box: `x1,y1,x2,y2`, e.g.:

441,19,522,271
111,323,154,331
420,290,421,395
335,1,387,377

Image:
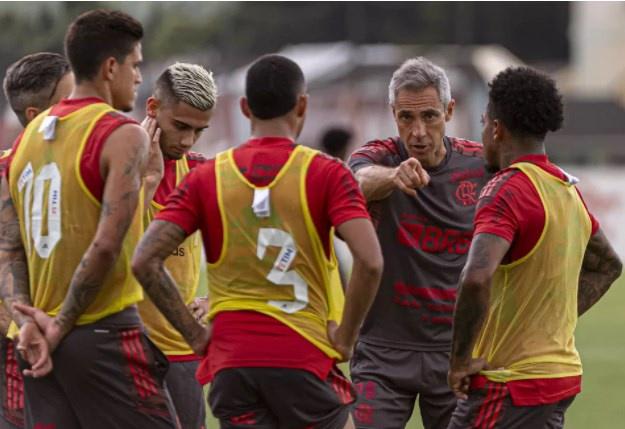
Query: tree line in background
0,1,569,109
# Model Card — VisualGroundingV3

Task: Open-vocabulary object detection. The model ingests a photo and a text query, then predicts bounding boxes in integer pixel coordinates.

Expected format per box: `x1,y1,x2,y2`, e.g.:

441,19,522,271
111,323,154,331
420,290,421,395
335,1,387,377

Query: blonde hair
155,62,217,111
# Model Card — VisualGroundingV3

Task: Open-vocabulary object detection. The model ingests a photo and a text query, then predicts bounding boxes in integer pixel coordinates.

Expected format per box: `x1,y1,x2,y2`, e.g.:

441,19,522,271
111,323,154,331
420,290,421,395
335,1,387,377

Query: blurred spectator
319,126,355,289
320,126,352,161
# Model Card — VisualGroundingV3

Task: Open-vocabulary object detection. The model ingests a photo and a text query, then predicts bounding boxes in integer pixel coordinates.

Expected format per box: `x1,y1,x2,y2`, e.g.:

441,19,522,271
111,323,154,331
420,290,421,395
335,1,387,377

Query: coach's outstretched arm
329,218,383,361
448,233,510,400
16,124,151,353
577,228,622,316
131,220,210,356
355,157,430,201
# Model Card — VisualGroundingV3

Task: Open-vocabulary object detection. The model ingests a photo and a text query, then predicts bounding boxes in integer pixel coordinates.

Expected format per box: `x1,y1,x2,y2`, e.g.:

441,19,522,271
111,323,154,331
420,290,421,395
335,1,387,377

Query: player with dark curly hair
446,67,622,428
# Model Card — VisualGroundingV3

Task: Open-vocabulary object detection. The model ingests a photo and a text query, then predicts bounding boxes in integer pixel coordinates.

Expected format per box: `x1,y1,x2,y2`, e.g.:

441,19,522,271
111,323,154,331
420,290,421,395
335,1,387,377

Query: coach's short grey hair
154,62,217,111
388,57,451,107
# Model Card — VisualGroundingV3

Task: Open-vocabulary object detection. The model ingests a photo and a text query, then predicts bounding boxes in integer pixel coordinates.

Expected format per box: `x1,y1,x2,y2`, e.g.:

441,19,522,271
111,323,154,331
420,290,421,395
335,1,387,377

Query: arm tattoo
578,229,623,316
0,176,33,327
450,233,509,367
133,221,206,346
55,140,146,336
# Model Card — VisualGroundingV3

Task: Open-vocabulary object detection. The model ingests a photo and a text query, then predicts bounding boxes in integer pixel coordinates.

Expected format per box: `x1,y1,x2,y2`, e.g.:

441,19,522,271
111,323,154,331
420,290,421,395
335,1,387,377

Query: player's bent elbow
354,253,384,282
130,253,150,281
459,270,491,292
91,240,122,267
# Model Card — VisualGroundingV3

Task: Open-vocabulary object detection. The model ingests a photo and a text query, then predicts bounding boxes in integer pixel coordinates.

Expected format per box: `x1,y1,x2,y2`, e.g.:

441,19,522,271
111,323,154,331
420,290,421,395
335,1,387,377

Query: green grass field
201,276,625,428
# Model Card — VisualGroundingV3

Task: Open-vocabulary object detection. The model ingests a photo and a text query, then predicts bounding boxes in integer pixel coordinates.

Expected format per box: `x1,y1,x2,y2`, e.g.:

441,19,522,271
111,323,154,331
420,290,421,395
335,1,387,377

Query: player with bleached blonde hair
138,61,217,429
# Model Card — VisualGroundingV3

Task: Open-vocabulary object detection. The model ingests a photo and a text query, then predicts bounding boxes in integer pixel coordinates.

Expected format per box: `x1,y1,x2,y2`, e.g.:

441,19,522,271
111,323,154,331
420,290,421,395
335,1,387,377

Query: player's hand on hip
448,357,489,400
327,321,355,362
141,116,164,182
393,157,430,197
190,323,212,357
14,320,53,378
13,303,63,352
188,296,210,323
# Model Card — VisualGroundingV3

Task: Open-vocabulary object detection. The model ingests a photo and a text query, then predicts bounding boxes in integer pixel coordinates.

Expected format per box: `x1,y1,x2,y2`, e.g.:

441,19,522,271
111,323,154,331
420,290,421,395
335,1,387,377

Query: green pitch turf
200,275,625,428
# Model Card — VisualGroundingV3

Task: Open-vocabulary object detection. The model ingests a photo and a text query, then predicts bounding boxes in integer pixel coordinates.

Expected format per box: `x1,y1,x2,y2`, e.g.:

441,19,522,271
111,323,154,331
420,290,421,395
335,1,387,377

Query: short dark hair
488,67,563,140
245,54,305,120
65,9,143,83
321,127,352,159
3,52,70,126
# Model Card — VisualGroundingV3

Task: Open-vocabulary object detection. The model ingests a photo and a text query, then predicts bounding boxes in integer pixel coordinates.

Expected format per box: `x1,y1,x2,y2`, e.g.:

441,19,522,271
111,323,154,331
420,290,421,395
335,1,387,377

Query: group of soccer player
0,7,620,429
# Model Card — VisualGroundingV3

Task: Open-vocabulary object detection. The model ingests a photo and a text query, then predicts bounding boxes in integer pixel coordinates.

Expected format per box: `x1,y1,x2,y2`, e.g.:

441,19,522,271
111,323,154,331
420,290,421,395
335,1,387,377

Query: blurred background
1,2,623,428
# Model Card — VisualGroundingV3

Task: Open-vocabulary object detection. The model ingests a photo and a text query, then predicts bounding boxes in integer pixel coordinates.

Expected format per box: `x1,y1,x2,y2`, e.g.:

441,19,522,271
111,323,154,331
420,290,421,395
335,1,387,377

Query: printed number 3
256,228,308,313
17,162,62,258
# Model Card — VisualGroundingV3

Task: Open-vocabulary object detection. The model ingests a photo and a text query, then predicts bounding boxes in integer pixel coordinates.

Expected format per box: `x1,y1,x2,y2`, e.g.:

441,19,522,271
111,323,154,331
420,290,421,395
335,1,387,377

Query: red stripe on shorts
120,330,147,398
487,384,507,429
473,382,495,428
6,340,20,411
342,376,354,403
131,330,159,395
330,371,348,404
6,341,14,411
477,383,504,429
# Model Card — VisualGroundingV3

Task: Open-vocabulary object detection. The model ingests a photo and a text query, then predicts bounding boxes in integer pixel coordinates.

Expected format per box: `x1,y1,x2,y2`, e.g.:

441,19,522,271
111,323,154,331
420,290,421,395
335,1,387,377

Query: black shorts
349,341,456,429
447,379,575,429
0,338,23,429
165,360,205,429
208,366,355,429
20,307,179,429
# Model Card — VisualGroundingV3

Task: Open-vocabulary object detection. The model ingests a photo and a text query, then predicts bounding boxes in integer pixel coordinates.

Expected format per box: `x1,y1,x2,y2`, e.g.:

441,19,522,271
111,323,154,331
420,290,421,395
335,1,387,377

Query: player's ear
101,56,118,82
445,99,456,122
24,107,41,123
492,119,504,142
240,97,252,119
295,94,308,118
146,97,160,118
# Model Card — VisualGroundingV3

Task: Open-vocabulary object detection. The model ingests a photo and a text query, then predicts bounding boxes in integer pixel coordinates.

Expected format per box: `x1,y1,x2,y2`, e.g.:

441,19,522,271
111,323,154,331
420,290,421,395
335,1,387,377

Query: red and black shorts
447,378,575,429
0,337,23,429
19,307,179,429
208,366,355,428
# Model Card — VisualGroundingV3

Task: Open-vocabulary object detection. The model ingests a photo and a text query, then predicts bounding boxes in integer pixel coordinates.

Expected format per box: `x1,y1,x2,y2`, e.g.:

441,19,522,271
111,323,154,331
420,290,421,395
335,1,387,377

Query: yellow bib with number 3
207,145,344,360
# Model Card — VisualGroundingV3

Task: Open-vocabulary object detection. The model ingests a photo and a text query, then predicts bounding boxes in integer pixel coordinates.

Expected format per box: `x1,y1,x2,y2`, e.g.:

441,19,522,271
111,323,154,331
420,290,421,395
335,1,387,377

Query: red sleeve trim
450,137,484,156
79,113,137,202
473,228,514,244
154,213,198,236
348,137,399,170
186,151,208,169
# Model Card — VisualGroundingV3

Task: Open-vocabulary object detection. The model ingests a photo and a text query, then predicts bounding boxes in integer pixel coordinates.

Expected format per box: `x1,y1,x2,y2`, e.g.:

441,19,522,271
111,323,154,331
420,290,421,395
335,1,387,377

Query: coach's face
392,86,454,168
149,99,213,160
111,43,143,112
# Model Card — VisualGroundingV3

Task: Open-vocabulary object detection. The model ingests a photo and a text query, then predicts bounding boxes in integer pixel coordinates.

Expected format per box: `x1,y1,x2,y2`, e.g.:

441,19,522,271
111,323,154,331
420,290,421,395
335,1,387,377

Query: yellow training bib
9,103,144,325
139,156,202,356
207,145,344,359
474,162,591,382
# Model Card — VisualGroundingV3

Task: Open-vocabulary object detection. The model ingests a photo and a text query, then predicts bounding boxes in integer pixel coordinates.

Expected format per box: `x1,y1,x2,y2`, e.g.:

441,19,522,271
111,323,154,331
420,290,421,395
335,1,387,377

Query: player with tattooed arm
2,10,178,429
132,54,383,429
448,67,622,429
